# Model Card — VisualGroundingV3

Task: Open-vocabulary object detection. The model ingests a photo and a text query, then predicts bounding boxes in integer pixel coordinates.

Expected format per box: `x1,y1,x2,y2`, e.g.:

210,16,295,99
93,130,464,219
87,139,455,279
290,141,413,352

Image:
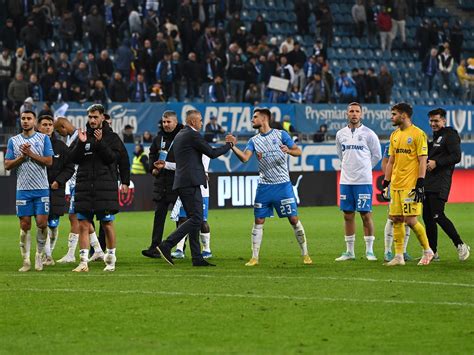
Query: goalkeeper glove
410,178,425,203
381,179,390,201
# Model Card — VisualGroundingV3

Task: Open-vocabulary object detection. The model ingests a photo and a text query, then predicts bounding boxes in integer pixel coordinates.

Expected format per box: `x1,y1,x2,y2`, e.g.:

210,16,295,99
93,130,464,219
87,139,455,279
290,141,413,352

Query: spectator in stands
227,12,243,40
365,0,377,46
290,84,303,103
450,21,464,64
318,4,334,47
457,59,474,102
429,20,441,49
171,51,183,101
295,0,310,35
321,63,335,100
244,83,261,105
365,68,379,103
122,124,135,143
20,18,40,56
116,40,133,82
377,7,392,53
228,53,246,102
352,68,366,103
423,48,439,92
143,131,153,143
313,124,327,143
336,70,355,103
416,19,431,61
0,49,13,106
28,74,43,102
0,19,17,52
205,115,225,142
278,55,295,84
49,80,67,103
304,55,318,79
74,62,89,90
280,36,294,53
156,52,175,101
282,115,297,135
70,84,87,103
292,63,306,93
312,39,327,61
8,73,29,109
250,14,268,41
89,80,108,105
109,72,129,102
351,0,367,38
129,73,148,102
440,20,451,45
209,75,226,103
287,42,307,67
438,44,454,92
19,97,35,116
306,73,330,103
378,65,393,103
59,11,76,53
87,52,100,81
183,52,201,99
84,5,106,54
391,0,408,47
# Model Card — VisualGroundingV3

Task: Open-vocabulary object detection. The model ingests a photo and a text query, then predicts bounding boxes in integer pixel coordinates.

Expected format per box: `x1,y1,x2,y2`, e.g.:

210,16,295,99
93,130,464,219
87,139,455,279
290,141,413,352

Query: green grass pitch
0,204,473,354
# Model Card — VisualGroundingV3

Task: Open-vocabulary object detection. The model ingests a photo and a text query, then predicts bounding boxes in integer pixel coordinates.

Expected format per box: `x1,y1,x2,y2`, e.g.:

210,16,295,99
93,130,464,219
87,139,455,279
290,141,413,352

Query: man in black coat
156,109,235,266
69,104,130,272
37,115,75,266
423,108,470,261
142,110,184,258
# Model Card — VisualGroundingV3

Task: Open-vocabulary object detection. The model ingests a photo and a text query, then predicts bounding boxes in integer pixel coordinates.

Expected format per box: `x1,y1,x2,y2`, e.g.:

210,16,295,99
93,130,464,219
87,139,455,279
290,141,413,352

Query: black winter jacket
149,123,184,201
425,127,461,200
69,121,125,214
48,135,75,216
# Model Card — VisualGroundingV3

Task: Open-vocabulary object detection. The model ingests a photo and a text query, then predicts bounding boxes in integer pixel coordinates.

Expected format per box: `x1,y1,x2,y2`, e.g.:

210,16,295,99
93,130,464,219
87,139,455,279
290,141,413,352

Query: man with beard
229,108,313,266
5,110,53,272
69,104,128,272
142,110,184,258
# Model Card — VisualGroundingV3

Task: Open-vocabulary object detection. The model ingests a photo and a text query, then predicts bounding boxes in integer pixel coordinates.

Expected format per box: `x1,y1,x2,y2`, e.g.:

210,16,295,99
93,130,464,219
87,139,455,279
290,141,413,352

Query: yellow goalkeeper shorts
389,189,422,216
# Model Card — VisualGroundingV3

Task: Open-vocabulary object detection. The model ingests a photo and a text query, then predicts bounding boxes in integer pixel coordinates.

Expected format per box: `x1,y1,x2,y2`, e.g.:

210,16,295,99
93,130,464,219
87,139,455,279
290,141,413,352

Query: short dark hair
348,102,362,110
163,110,177,119
87,103,105,114
21,110,36,118
253,107,271,120
391,102,413,117
38,115,53,123
428,107,447,119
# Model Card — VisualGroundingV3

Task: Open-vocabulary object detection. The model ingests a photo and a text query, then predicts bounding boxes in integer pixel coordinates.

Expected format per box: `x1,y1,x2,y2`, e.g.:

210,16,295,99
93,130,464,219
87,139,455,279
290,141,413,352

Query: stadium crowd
1,0,473,130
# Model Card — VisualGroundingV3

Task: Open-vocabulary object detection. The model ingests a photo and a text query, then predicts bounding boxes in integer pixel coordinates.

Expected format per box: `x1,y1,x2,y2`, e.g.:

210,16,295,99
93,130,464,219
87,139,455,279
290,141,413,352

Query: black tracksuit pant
422,192,463,253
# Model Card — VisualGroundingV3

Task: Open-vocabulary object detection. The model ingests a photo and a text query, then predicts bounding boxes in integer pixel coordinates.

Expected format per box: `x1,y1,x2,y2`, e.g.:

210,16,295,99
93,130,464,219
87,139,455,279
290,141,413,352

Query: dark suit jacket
172,126,231,190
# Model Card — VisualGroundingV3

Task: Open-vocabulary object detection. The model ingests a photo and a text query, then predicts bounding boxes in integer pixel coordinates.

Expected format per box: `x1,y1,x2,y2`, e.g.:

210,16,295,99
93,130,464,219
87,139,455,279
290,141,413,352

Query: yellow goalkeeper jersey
389,124,428,190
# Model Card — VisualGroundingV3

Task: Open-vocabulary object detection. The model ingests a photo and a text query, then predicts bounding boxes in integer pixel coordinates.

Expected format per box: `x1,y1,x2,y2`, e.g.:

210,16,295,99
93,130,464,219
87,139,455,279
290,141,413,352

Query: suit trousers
162,186,203,260
150,194,179,249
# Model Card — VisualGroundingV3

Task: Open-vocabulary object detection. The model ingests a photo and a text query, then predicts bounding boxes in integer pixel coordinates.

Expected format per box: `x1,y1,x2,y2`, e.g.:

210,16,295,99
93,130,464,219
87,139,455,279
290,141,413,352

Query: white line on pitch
0,287,472,308
6,273,474,288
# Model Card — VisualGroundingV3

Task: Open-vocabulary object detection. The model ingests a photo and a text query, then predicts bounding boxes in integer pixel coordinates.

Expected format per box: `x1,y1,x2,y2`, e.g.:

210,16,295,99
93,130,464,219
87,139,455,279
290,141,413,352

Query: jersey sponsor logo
436,136,443,143
254,203,263,208
395,148,412,154
403,197,414,203
280,198,295,205
340,194,347,200
358,194,371,199
341,144,364,152
41,197,49,202
16,200,27,206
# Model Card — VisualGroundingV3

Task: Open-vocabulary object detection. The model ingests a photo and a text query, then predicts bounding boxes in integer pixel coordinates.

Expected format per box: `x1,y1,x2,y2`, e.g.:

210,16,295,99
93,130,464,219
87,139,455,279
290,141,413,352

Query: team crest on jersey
358,135,362,141
437,136,443,143
272,138,277,144
85,143,91,151
407,137,413,144
256,152,263,160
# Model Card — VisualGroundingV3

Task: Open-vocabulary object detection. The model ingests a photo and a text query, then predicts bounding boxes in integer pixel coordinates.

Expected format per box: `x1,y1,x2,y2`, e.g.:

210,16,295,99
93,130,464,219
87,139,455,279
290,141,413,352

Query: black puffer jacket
149,123,184,201
69,121,124,214
47,135,75,216
425,126,461,200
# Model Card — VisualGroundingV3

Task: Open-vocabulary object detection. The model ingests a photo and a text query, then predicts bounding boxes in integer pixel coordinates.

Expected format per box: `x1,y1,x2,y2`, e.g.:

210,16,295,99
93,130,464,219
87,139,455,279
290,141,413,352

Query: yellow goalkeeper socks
411,222,431,251
393,222,405,255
